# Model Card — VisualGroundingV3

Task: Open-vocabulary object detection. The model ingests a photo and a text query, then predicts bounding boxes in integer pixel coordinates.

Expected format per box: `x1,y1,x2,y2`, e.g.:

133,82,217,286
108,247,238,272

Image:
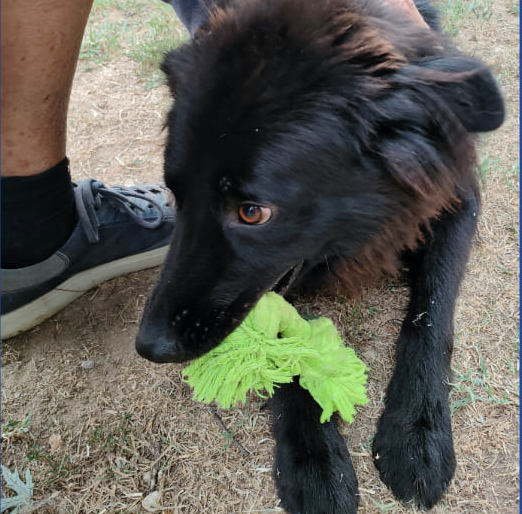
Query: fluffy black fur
137,0,504,511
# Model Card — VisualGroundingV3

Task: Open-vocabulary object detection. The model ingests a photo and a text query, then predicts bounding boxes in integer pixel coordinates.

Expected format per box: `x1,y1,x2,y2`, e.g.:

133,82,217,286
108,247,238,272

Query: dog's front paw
274,422,359,514
372,405,456,509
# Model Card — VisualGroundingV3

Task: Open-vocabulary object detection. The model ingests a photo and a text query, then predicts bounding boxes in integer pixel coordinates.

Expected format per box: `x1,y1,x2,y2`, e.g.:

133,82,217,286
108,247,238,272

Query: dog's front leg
269,378,359,514
372,195,479,509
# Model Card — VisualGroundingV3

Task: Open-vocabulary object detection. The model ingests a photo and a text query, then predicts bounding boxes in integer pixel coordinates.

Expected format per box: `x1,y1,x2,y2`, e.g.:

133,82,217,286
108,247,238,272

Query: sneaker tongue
74,179,101,243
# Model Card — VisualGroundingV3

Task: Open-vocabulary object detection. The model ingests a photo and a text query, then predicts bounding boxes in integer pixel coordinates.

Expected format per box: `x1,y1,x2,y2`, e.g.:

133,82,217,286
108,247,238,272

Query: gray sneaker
1,179,175,340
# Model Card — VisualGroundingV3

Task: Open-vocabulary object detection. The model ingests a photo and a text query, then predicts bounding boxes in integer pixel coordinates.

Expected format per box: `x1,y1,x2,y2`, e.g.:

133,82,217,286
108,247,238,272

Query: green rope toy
183,292,369,423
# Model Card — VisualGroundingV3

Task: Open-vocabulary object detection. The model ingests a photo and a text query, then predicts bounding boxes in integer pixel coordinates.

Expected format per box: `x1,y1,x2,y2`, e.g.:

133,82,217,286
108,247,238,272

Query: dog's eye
238,204,272,225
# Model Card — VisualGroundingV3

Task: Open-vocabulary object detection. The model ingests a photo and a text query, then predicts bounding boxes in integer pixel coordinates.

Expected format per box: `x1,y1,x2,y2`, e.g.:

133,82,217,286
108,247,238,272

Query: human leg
1,0,94,268
1,0,175,339
1,0,93,177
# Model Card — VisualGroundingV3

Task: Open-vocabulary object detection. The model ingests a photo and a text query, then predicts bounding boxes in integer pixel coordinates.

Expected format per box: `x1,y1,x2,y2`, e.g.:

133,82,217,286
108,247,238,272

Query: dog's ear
161,0,210,38
162,0,234,38
411,56,504,132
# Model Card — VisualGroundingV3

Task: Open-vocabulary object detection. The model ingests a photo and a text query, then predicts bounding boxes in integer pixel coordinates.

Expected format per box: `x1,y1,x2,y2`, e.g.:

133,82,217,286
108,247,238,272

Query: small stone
81,360,95,370
142,490,162,512
142,471,152,485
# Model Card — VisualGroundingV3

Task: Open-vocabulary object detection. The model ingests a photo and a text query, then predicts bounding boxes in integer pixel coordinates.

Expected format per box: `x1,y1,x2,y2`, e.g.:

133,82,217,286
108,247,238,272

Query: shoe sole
1,246,168,340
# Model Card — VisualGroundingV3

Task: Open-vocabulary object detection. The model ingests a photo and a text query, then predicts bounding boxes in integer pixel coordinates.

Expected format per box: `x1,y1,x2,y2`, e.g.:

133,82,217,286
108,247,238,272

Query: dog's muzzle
135,321,190,363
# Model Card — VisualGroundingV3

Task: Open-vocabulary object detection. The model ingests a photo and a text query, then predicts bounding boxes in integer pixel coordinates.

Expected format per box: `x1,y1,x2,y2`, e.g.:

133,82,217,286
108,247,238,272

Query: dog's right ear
161,0,211,38
411,56,505,133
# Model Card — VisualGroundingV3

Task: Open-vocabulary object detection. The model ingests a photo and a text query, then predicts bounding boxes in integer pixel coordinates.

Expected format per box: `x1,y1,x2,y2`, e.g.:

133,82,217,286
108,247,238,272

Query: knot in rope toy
183,292,369,423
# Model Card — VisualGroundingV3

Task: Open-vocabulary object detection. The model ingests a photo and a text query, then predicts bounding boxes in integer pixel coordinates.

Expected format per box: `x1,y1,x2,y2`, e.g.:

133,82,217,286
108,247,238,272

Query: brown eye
238,204,272,225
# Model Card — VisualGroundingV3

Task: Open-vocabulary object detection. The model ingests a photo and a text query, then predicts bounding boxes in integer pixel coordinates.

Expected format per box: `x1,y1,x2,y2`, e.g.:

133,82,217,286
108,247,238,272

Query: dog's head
136,0,503,363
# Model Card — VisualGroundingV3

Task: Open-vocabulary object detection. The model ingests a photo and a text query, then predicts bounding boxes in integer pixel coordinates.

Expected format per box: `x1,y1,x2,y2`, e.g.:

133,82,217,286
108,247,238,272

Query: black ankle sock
2,157,77,269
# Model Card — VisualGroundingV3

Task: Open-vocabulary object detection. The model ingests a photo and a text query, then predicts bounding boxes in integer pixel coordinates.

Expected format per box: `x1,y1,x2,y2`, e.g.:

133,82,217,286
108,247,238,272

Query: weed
449,366,514,414
80,21,126,65
220,419,245,452
470,0,494,21
80,0,188,87
26,444,42,462
504,341,520,370
43,452,76,486
367,496,401,512
439,0,495,36
125,9,188,88
439,0,468,36
1,466,34,514
86,412,133,454
1,411,33,441
478,153,501,185
355,433,374,455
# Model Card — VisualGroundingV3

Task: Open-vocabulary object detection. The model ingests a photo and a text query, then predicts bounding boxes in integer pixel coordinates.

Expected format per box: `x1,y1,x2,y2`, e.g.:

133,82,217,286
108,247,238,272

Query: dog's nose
135,324,188,363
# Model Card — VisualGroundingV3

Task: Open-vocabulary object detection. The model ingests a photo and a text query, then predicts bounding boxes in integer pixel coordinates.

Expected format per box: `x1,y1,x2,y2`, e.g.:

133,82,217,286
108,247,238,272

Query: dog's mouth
137,260,306,364
271,261,304,295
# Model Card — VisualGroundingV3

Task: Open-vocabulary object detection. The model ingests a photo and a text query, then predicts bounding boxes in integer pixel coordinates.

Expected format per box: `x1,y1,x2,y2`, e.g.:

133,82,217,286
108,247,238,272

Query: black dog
136,0,504,511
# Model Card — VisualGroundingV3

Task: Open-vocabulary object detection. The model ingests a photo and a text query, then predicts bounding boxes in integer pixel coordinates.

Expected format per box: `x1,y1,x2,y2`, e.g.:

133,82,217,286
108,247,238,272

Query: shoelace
74,179,167,244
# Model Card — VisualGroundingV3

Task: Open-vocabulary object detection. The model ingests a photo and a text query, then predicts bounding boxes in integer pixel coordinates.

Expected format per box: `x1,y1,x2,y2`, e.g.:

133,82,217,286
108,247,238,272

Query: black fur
137,0,504,511
271,379,359,514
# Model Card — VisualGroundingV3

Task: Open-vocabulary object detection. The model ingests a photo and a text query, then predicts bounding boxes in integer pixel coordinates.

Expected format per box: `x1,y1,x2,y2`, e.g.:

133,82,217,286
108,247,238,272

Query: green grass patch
1,411,33,441
125,12,188,89
86,411,134,455
80,20,127,65
478,153,501,185
438,0,494,36
80,0,188,87
450,353,516,414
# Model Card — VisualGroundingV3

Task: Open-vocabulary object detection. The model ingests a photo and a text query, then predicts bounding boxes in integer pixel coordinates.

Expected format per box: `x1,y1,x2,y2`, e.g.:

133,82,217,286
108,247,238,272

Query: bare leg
1,0,94,177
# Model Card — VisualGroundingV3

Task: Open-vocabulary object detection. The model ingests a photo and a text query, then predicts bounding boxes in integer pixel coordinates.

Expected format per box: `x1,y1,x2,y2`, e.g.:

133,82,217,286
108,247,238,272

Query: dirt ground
1,0,519,513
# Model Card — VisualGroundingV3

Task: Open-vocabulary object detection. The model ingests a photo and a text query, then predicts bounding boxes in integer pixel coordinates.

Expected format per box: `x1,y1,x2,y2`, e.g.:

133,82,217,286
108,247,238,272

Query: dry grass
1,0,518,513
